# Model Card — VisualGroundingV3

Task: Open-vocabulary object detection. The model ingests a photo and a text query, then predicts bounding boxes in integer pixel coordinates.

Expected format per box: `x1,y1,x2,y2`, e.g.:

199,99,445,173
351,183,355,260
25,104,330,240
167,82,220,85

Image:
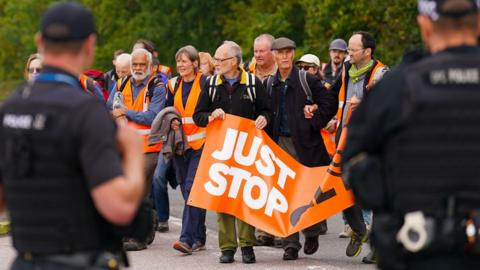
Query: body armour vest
0,92,120,254
385,51,480,218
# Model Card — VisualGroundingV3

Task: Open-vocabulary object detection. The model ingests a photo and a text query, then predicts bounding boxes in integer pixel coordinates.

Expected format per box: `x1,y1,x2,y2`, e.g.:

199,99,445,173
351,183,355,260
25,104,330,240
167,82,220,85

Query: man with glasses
336,31,388,262
193,40,271,264
266,37,338,261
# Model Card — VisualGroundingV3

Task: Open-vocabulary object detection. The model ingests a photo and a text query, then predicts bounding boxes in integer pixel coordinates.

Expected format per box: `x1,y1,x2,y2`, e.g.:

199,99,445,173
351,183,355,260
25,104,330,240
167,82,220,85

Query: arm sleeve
106,84,116,111
126,85,166,125
73,100,124,190
309,75,338,131
254,77,272,124
193,80,212,127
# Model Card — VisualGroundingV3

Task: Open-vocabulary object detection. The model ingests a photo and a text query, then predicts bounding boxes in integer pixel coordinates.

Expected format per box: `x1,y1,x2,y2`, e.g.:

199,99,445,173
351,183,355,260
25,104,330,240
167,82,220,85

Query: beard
131,70,150,81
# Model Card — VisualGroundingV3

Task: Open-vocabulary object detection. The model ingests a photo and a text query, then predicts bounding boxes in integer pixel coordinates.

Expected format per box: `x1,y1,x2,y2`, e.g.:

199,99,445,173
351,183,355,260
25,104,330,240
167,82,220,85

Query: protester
114,53,132,80
321,39,348,90
24,53,42,81
133,39,172,79
344,0,480,268
335,31,388,261
163,45,208,255
198,52,214,76
296,53,322,78
104,49,125,94
193,40,271,264
0,3,146,269
110,48,166,251
245,33,277,82
266,37,338,261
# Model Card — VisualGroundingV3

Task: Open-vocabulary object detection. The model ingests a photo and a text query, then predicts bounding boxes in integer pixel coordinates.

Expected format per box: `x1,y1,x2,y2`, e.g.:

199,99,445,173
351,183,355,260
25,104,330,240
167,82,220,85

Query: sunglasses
28,68,42,74
297,65,315,71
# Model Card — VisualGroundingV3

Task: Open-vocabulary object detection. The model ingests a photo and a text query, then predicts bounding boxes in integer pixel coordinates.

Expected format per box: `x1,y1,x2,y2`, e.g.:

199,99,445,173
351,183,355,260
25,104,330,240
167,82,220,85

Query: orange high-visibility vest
158,65,172,78
321,129,336,157
336,61,386,123
117,76,161,153
168,73,206,150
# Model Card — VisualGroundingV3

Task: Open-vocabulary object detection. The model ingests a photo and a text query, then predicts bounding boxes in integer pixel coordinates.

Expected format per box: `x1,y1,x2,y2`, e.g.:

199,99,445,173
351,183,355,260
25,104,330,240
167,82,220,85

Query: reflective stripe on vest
117,76,161,153
173,73,206,150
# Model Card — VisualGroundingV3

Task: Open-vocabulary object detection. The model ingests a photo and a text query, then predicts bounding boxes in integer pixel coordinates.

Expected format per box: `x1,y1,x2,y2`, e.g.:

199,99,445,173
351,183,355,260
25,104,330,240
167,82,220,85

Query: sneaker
219,250,235,263
255,235,274,246
192,241,206,252
362,249,377,264
173,241,192,255
283,247,299,261
157,221,169,232
346,232,368,257
339,224,353,238
304,236,319,255
241,246,256,264
123,238,147,251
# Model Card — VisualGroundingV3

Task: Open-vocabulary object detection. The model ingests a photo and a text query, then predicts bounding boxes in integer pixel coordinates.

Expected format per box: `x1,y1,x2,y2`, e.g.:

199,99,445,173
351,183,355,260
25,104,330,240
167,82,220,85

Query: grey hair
222,40,242,65
131,48,152,64
115,53,131,67
175,45,199,69
254,33,275,49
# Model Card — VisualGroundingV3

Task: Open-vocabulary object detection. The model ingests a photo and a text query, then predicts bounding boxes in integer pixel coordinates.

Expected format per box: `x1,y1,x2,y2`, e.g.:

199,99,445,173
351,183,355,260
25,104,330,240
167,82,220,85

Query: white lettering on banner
204,127,295,216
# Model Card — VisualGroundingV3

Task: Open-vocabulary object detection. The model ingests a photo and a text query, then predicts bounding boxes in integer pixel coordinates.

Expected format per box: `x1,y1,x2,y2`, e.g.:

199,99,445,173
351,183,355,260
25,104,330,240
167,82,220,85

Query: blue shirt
106,76,166,126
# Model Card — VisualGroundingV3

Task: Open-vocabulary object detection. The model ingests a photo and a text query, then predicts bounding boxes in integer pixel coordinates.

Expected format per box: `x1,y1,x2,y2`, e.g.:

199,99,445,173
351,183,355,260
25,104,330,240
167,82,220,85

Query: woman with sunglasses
24,53,42,81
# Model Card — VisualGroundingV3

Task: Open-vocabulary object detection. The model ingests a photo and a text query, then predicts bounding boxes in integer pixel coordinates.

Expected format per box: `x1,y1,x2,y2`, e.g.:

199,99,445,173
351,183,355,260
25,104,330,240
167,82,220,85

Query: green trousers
217,213,255,251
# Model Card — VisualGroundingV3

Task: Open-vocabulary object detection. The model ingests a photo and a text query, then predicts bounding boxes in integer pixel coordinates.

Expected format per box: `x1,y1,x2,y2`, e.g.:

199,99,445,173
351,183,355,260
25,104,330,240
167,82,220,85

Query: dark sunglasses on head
28,68,42,74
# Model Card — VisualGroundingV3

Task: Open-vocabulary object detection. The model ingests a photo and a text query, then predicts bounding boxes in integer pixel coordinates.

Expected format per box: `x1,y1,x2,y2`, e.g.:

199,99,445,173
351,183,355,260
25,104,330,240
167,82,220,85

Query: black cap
271,37,296,50
418,0,479,21
41,2,96,42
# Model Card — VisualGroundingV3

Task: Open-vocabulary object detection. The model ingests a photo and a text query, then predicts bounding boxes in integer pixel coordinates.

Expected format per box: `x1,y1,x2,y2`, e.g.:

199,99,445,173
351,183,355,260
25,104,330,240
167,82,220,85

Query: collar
217,68,248,85
130,76,150,88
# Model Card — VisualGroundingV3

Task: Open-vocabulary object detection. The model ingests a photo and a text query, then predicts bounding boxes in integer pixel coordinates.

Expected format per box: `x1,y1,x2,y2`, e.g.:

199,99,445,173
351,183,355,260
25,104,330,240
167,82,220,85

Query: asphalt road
0,188,375,270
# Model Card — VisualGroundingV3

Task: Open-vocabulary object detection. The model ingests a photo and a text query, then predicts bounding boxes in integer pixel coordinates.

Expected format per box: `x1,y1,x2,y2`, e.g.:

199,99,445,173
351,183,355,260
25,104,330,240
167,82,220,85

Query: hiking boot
304,236,319,255
157,221,169,232
318,220,328,235
219,250,235,263
241,246,256,264
339,224,352,238
255,235,274,246
123,238,147,251
192,241,206,252
173,241,192,255
283,247,299,261
362,249,377,264
346,232,368,257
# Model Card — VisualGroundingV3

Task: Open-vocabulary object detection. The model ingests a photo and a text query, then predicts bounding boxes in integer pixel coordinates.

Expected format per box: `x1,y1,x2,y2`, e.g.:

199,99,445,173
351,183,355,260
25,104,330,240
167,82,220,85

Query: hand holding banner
188,114,354,237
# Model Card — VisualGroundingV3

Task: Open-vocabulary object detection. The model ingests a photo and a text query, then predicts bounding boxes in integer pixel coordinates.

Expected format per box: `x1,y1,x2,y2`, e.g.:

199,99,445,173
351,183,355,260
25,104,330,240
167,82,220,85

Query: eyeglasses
347,48,365,53
213,56,234,63
28,67,42,74
297,65,315,71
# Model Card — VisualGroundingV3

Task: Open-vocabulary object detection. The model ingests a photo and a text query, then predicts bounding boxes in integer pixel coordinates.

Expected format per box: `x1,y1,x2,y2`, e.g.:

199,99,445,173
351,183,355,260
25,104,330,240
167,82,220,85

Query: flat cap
271,37,296,50
41,2,96,42
329,39,347,52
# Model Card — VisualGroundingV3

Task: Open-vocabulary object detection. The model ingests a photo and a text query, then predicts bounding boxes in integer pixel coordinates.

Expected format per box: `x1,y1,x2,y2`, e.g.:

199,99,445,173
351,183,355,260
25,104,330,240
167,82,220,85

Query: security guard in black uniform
342,0,480,269
0,3,147,270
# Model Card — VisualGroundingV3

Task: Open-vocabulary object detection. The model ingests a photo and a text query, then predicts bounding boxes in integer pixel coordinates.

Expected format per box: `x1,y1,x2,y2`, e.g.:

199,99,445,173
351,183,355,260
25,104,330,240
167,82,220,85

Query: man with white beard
110,48,166,251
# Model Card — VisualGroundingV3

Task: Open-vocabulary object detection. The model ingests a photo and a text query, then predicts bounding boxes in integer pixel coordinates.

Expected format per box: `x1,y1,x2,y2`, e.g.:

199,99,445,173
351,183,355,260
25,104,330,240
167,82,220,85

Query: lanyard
35,73,81,90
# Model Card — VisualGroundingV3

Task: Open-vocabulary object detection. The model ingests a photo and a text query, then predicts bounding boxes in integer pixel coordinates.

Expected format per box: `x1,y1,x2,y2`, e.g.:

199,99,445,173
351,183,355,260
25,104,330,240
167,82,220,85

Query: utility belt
19,250,128,270
374,204,480,270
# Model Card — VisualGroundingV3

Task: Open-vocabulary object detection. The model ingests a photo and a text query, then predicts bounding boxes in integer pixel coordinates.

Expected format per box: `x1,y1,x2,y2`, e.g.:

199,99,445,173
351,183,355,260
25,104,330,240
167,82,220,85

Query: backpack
266,69,313,103
207,73,256,103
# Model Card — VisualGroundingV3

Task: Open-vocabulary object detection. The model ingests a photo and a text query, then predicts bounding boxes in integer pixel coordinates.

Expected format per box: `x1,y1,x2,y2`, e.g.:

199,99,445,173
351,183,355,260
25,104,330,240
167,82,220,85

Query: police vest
385,52,480,216
0,95,119,254
168,73,206,150
117,76,162,153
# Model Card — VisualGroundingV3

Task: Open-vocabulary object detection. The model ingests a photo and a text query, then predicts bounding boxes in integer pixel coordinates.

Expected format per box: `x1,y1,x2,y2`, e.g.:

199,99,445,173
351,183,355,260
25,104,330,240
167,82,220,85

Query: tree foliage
0,0,420,83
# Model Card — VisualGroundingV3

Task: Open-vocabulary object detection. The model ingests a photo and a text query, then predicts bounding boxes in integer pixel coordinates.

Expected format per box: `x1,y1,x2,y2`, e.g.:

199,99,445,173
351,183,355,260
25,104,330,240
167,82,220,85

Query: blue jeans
152,155,172,223
174,148,206,246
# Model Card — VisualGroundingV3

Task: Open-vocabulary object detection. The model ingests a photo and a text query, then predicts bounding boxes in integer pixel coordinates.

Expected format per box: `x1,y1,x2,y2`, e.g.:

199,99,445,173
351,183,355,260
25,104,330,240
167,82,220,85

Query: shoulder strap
298,70,313,103
118,75,131,93
266,75,274,96
147,76,162,101
208,75,218,102
246,72,256,103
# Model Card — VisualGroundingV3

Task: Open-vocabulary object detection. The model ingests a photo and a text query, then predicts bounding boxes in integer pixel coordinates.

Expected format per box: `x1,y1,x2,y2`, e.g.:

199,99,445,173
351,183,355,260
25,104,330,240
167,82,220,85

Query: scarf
348,60,374,83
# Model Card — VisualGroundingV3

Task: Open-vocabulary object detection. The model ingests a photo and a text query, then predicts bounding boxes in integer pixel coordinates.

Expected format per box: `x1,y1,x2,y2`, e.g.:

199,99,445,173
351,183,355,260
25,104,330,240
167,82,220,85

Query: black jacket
266,66,338,167
193,69,271,127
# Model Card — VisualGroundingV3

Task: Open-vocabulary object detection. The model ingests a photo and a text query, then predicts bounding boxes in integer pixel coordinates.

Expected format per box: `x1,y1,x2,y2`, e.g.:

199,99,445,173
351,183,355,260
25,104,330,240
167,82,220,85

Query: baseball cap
296,54,321,67
418,0,479,21
41,2,96,42
329,39,347,52
271,37,296,50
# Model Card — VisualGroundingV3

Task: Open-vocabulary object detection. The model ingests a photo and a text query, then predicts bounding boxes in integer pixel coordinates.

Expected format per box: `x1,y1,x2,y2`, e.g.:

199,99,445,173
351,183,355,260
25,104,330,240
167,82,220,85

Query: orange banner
188,114,354,237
